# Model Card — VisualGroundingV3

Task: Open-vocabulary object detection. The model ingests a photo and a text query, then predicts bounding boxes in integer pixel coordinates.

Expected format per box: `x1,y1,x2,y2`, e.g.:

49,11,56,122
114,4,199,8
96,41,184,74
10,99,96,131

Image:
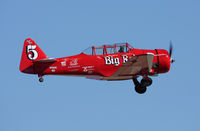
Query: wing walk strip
112,54,154,76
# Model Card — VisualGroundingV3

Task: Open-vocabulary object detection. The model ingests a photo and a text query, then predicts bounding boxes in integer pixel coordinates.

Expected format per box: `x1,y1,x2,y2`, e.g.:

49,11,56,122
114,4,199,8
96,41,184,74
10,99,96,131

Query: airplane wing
33,58,57,63
112,53,154,77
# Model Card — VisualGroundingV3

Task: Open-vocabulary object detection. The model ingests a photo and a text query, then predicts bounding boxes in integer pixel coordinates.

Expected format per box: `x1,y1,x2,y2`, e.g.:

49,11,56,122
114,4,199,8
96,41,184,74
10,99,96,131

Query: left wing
111,53,154,77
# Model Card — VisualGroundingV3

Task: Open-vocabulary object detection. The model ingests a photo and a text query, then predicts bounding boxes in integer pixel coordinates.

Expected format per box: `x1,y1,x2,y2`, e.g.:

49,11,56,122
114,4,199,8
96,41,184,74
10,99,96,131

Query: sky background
1,0,200,131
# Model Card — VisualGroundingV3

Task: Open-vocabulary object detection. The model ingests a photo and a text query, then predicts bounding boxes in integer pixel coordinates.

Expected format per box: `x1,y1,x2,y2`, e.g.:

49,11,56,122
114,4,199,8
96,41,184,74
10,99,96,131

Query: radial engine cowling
156,49,171,73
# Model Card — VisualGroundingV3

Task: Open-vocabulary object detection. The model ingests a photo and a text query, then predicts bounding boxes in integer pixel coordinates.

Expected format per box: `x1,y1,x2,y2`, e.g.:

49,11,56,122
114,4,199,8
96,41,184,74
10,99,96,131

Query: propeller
169,40,175,63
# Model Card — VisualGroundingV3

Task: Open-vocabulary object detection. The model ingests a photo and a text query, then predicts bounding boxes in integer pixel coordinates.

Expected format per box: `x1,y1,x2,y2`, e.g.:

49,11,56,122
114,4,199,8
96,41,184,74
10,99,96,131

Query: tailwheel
38,74,44,82
39,77,44,82
135,84,147,94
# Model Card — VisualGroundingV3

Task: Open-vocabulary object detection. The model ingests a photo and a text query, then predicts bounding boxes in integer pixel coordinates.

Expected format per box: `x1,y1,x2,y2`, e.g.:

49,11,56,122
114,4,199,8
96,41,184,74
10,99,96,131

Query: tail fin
20,38,48,73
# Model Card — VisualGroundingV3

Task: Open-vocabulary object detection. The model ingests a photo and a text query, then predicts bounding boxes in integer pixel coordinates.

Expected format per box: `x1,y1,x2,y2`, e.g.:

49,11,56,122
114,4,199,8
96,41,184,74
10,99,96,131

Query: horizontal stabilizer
33,58,57,63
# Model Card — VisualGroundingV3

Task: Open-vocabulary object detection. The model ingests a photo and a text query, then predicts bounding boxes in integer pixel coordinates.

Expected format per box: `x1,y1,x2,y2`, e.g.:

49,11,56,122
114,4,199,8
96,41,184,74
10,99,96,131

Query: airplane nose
156,49,171,73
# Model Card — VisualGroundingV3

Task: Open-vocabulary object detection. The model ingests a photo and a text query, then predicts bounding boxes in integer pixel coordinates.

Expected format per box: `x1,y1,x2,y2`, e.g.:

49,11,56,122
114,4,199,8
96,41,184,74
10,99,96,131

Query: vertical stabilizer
19,38,48,73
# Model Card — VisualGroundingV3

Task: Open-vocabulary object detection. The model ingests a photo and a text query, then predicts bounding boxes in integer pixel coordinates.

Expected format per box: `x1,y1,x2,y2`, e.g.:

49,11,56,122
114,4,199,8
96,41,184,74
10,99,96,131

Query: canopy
82,43,133,55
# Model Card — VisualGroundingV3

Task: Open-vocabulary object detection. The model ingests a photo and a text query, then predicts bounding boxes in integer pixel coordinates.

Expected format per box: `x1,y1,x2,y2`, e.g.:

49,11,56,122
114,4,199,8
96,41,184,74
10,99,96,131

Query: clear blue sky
1,0,200,130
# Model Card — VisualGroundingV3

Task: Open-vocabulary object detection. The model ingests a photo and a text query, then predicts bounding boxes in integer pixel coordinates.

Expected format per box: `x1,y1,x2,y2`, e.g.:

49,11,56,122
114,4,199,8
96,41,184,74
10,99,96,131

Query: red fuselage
23,49,170,80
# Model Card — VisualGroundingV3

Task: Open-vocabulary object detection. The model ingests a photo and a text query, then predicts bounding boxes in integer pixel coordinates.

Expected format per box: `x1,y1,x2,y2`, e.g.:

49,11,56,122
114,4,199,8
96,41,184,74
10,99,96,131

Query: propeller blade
169,40,175,63
169,40,173,58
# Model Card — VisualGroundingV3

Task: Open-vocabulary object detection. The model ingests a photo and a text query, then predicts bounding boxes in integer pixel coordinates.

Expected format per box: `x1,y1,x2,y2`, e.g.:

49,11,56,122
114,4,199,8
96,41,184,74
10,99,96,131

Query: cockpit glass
129,44,134,51
82,43,133,55
106,47,118,54
82,47,93,55
95,48,106,55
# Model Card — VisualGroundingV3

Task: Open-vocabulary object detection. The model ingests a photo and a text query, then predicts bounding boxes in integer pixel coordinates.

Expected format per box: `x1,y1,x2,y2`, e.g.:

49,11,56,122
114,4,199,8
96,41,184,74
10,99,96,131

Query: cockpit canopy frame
82,43,133,55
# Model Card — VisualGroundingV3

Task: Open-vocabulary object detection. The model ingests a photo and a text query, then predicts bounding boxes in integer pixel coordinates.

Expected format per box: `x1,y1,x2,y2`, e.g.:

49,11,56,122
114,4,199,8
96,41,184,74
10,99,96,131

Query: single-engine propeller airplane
20,38,174,94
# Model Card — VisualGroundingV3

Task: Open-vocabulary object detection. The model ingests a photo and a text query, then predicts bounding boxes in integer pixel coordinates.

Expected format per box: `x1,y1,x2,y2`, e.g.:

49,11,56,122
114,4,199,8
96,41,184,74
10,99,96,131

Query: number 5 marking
27,45,38,60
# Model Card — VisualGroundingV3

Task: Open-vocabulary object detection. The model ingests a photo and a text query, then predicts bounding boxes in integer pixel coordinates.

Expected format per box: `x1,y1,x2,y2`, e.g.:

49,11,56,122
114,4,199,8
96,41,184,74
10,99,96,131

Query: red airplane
20,38,174,94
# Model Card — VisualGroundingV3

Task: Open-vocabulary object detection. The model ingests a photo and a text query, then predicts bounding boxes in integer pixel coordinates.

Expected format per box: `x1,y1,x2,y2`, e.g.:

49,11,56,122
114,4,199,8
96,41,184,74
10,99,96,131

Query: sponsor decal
104,55,134,66
68,58,80,68
61,60,67,66
26,40,32,45
70,58,78,66
49,66,57,72
104,56,120,66
121,55,128,63
82,66,94,72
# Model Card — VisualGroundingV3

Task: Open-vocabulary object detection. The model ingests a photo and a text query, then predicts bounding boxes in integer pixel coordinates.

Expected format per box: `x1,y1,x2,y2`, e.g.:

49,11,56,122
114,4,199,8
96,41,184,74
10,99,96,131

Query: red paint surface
20,38,171,80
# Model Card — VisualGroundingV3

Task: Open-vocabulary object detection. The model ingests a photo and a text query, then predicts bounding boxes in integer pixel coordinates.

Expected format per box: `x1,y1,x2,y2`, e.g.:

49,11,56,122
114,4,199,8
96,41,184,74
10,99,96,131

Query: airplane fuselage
26,49,170,81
